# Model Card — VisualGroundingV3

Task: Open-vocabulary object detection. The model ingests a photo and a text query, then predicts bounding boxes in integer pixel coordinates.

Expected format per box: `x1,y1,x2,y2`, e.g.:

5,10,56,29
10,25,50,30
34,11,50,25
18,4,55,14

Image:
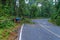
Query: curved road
19,19,60,40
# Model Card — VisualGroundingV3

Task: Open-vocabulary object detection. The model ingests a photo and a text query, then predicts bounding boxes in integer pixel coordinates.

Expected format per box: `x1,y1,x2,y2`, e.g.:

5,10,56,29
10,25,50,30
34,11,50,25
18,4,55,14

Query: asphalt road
19,19,60,40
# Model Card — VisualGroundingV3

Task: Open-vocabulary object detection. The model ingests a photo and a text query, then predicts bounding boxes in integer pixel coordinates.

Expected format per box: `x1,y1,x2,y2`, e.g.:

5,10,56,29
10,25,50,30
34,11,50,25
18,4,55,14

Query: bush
0,20,15,29
50,15,60,26
30,5,39,18
55,19,60,25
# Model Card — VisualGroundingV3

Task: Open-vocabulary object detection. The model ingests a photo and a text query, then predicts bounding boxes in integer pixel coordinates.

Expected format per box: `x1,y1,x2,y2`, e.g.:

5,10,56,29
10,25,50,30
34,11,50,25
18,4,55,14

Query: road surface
19,19,60,40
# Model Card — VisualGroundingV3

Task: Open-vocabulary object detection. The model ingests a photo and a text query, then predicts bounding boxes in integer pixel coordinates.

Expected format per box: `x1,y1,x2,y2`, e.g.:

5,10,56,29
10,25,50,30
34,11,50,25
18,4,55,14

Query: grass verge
48,19,60,26
0,16,34,40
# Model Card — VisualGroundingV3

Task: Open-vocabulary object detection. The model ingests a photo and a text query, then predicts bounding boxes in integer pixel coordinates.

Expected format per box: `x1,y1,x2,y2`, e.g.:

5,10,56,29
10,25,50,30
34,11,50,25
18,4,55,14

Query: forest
0,0,60,40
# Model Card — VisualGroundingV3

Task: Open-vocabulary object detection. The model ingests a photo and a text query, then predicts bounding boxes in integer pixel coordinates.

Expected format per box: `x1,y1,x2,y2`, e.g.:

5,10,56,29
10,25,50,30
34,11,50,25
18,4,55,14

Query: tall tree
19,0,25,17
40,0,51,17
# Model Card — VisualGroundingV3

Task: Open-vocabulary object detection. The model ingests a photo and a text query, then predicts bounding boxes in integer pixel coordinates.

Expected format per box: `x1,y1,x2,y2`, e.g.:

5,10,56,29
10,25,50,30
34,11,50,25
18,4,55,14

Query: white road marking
38,22,60,38
19,24,24,40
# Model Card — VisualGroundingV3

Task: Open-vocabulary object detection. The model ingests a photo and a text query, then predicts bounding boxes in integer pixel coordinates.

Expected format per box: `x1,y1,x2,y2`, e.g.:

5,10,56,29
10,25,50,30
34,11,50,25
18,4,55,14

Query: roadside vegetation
0,0,60,40
50,0,60,26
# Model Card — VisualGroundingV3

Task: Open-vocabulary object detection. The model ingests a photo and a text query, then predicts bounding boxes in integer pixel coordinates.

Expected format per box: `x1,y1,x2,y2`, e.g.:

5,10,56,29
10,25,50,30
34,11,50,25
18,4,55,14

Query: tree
19,0,25,17
30,4,39,18
40,0,51,17
0,0,16,17
50,0,60,25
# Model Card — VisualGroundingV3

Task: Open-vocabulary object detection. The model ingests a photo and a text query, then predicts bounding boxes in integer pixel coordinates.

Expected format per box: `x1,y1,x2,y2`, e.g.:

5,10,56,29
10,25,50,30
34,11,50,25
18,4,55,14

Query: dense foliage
0,20,15,28
0,0,60,40
30,4,39,18
0,0,16,28
0,0,60,25
50,0,60,25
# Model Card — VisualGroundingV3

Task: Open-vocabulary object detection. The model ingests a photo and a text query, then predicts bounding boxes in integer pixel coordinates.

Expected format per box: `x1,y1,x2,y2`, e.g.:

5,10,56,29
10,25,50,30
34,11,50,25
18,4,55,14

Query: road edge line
19,24,24,40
